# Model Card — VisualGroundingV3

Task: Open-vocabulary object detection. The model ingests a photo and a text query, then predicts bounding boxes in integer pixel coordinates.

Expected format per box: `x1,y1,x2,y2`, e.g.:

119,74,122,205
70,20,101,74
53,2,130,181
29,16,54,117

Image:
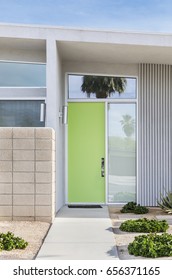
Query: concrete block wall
0,128,56,222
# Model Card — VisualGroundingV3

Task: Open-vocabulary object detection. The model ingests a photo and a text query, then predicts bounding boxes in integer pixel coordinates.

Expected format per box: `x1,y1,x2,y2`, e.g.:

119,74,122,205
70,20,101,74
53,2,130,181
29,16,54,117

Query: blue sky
0,0,172,32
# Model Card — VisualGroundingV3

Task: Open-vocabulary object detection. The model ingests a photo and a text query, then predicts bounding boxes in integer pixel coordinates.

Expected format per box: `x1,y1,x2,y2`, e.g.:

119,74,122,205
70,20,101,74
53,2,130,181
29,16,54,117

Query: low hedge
119,218,169,233
128,233,172,258
120,202,149,214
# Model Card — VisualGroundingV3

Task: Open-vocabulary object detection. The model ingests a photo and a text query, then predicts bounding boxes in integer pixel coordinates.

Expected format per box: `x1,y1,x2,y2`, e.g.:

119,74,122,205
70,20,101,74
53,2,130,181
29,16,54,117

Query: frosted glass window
0,62,46,87
108,103,136,203
68,75,136,99
0,100,45,127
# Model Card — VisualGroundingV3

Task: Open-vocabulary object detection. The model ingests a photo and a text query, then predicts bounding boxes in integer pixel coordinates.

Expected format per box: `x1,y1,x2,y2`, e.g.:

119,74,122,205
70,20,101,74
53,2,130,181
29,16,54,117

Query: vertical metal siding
139,64,172,206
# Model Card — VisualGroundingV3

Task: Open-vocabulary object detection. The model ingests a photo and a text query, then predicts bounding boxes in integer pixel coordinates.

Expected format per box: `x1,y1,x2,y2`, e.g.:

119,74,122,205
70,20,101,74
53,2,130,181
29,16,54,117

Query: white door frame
64,73,138,205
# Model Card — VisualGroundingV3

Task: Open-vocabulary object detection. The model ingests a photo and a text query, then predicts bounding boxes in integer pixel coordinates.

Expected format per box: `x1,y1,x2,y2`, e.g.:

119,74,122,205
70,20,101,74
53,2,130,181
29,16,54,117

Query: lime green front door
68,102,105,203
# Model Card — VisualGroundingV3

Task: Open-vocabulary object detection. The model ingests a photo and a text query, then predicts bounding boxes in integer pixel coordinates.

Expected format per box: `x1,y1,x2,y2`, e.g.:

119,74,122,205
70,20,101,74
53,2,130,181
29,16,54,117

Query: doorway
67,74,137,204
68,102,105,203
68,102,136,204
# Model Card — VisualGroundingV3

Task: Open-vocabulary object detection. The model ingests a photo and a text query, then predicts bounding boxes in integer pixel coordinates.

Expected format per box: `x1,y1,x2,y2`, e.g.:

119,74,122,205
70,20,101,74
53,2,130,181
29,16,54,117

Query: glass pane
68,75,136,99
108,103,136,203
0,62,46,87
0,100,45,127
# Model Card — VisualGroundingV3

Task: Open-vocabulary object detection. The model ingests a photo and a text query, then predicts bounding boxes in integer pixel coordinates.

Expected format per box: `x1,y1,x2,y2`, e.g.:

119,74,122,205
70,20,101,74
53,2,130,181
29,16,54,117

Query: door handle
40,103,45,122
101,157,105,177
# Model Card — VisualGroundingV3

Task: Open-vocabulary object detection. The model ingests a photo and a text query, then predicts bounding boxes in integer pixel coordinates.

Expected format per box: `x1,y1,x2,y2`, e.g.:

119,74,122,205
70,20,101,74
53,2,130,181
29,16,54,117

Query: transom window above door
68,74,136,99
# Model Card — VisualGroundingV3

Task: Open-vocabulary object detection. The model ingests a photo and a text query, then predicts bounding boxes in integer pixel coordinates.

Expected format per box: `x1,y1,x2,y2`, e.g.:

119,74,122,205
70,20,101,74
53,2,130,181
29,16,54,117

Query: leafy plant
157,191,172,214
120,201,149,214
134,205,149,214
128,233,172,258
120,218,169,233
120,201,137,213
0,231,28,251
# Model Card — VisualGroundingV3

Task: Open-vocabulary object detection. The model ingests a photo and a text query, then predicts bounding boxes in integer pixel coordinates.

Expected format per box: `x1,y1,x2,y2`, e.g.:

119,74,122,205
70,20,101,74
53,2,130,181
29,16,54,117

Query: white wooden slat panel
139,64,171,206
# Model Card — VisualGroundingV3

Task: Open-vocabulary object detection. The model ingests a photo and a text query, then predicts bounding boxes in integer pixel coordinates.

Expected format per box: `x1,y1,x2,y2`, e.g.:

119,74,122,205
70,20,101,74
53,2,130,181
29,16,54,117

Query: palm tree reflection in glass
81,76,127,98
120,114,135,138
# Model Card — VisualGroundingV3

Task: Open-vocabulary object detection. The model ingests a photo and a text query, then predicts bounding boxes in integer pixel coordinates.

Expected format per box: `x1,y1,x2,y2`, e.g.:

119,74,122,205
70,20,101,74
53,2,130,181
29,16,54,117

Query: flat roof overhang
0,37,46,52
0,23,172,64
58,41,172,65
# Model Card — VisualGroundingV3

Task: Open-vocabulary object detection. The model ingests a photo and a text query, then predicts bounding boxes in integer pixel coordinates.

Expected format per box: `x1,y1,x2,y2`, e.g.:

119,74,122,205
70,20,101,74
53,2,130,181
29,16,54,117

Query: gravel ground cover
0,221,50,259
1,207,172,260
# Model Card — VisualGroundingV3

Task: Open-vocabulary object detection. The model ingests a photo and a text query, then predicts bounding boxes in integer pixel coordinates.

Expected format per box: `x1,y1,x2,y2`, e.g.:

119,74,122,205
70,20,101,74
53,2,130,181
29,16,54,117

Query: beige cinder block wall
0,128,56,223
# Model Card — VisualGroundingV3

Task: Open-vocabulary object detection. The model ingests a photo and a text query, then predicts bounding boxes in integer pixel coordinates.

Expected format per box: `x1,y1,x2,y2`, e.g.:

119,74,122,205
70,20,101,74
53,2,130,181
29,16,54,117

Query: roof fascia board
0,23,172,47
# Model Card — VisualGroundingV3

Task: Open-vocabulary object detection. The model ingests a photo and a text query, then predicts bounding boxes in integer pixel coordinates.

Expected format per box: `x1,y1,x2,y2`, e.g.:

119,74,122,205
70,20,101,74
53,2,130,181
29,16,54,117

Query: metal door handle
40,103,45,122
101,157,105,177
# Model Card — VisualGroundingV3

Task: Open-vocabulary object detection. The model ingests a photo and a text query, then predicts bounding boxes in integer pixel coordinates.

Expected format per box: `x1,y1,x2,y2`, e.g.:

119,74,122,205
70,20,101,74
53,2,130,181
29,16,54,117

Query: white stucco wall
46,39,64,212
0,39,46,63
63,62,138,77
0,48,46,63
56,43,65,212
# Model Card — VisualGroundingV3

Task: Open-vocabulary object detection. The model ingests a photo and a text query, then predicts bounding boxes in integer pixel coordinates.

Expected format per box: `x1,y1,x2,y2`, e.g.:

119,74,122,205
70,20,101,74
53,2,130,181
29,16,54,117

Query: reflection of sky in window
108,104,136,137
0,62,46,87
68,75,136,99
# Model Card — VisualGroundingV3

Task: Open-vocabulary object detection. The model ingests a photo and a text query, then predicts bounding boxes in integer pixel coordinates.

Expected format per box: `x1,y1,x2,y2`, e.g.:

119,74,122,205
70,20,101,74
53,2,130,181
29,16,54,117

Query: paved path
36,206,118,260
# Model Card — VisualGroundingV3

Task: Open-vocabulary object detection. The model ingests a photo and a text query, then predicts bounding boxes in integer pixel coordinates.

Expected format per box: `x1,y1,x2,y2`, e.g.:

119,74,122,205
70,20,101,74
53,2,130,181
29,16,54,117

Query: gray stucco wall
0,127,56,222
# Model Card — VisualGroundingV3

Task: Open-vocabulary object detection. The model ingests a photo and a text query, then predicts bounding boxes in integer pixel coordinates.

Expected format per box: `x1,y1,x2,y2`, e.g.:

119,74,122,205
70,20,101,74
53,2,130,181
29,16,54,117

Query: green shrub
0,231,28,251
120,202,137,213
128,233,172,258
120,218,169,233
134,205,149,214
120,202,149,214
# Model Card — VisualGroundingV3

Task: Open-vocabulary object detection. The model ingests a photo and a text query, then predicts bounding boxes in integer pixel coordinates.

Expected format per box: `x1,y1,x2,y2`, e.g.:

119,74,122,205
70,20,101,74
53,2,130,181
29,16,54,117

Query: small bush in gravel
134,205,149,214
0,231,28,251
120,202,137,213
120,202,149,214
128,233,172,258
119,218,169,233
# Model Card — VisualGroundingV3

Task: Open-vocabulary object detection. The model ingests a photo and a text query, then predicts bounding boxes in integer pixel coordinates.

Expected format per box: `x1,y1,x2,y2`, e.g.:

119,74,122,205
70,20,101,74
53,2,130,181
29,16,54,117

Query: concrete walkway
36,206,118,260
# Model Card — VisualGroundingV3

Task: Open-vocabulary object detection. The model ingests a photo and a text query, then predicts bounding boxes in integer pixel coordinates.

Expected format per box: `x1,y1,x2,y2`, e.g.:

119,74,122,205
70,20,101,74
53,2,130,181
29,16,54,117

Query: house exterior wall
0,127,56,222
0,48,46,63
0,40,46,63
0,36,64,213
46,40,64,212
46,39,59,213
139,64,172,206
56,44,65,212
63,62,138,77
1,24,172,209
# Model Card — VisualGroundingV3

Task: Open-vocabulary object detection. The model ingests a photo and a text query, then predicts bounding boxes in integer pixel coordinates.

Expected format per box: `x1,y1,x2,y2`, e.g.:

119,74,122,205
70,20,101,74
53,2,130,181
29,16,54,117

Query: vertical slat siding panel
166,66,170,192
169,66,172,194
151,64,154,203
146,64,150,204
169,66,171,193
139,64,172,206
138,64,143,203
